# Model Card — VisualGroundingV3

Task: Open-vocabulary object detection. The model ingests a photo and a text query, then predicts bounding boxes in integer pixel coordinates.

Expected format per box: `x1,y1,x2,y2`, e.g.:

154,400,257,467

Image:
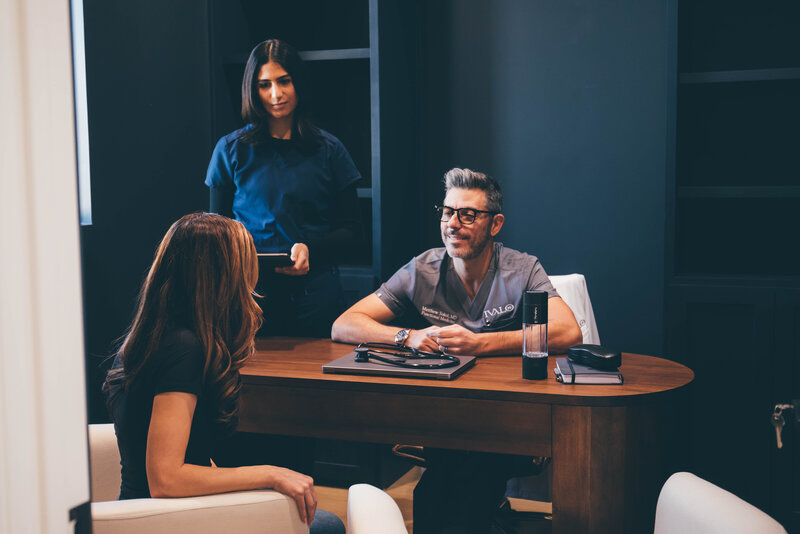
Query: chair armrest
92,490,308,534
89,423,123,502
654,472,787,534
347,484,407,534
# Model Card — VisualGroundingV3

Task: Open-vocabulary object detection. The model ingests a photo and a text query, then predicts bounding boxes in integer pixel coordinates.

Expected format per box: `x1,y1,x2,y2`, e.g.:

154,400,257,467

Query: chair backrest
88,423,122,502
654,472,787,534
347,484,408,534
548,273,600,344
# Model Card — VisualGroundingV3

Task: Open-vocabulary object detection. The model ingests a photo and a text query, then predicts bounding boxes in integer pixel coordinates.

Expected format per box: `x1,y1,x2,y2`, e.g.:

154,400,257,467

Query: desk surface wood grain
242,338,694,407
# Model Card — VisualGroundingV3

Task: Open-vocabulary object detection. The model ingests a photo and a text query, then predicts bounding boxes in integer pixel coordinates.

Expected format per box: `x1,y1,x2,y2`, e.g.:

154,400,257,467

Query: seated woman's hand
275,243,310,276
265,465,317,524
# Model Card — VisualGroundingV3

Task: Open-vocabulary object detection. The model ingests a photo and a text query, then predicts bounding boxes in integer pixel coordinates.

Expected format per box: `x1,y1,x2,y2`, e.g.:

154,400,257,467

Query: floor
317,466,419,532
316,467,552,533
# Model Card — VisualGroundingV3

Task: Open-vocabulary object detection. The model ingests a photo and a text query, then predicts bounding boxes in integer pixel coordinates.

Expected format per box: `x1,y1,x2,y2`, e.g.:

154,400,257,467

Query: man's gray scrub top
375,243,558,333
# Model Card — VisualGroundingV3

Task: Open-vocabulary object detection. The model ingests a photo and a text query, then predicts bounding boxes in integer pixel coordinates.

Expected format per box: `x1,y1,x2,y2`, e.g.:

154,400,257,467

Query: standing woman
206,39,361,338
103,213,344,533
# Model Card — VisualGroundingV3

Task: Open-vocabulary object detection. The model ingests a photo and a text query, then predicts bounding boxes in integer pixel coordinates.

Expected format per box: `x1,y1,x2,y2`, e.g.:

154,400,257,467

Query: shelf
678,1,800,73
678,186,800,199
679,68,800,84
300,48,370,61
668,276,800,289
675,197,800,276
676,79,800,187
237,0,369,51
225,48,370,65
356,188,372,199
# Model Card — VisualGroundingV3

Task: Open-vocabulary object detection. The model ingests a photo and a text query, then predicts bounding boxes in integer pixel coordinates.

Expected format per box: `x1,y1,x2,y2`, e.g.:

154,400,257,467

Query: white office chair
654,472,787,534
89,423,307,534
549,273,600,344
347,484,408,534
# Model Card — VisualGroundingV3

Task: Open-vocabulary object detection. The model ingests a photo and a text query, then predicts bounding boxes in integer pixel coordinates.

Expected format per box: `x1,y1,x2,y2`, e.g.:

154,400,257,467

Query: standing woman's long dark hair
104,213,262,426
240,39,319,145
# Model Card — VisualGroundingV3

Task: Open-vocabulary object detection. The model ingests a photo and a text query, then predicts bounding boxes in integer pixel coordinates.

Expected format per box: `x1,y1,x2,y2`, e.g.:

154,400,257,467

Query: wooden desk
239,338,694,534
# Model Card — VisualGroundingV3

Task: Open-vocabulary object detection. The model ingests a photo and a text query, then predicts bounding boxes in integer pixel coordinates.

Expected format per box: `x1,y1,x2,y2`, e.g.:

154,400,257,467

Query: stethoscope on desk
354,343,460,369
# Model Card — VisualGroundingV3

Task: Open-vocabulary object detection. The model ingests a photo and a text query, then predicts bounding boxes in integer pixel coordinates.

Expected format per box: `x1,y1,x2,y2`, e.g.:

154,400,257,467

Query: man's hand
426,324,485,355
406,326,440,352
275,243,309,276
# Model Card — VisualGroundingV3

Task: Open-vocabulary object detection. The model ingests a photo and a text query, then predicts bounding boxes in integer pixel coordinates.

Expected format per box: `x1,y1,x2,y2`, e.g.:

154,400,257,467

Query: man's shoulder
495,243,540,271
410,247,448,272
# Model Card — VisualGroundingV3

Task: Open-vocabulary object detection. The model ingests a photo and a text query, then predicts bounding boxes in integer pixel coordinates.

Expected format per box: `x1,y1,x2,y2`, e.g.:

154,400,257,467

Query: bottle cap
522,290,548,324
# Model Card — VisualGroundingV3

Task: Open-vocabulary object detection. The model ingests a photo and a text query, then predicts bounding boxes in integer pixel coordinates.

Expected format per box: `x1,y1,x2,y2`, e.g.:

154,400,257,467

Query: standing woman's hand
275,243,310,276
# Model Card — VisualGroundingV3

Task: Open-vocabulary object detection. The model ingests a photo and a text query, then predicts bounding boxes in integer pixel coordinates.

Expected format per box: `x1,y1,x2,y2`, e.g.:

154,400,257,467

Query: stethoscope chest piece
354,346,370,362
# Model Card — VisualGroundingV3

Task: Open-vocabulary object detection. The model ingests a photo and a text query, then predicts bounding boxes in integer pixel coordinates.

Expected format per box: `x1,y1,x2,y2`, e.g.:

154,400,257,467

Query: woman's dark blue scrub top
205,127,361,253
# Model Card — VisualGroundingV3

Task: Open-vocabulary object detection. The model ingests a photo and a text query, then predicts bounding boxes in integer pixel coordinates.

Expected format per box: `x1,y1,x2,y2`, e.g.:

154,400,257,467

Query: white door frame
0,0,91,531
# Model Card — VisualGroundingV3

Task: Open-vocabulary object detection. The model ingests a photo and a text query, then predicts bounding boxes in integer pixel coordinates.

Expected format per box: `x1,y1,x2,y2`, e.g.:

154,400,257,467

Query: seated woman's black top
107,329,221,499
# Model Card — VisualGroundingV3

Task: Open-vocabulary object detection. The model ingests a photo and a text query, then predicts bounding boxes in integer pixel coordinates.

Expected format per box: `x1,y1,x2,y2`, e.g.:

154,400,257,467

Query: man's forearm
476,330,523,355
542,296,583,353
547,319,582,353
476,321,579,356
330,312,401,345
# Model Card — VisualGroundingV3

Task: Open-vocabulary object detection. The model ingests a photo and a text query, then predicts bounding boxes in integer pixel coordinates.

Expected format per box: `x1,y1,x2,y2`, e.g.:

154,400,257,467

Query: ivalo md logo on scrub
483,303,515,321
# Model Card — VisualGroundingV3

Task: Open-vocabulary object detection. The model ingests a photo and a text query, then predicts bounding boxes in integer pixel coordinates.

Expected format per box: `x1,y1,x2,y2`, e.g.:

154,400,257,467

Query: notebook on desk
554,357,623,384
323,351,477,380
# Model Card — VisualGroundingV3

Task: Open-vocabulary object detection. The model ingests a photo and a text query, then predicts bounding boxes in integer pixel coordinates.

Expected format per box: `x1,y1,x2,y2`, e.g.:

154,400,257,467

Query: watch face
395,329,409,345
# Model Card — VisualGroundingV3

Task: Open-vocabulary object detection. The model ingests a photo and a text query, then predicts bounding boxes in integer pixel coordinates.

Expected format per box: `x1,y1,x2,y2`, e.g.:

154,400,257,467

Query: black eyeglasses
435,205,496,225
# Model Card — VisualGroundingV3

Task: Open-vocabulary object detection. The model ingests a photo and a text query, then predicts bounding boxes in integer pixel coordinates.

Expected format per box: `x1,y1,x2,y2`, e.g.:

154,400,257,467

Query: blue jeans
310,510,345,534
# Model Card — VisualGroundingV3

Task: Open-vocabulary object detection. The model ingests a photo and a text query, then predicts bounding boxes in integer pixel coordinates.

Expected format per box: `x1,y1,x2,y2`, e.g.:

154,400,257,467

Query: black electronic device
257,252,293,268
567,344,621,371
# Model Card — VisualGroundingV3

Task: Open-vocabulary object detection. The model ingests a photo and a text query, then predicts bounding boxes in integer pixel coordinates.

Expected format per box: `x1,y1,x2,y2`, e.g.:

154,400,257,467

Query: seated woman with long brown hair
103,212,343,533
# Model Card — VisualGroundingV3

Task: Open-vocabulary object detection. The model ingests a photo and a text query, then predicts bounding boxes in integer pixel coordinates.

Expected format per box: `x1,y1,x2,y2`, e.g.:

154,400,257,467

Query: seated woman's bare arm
146,392,317,524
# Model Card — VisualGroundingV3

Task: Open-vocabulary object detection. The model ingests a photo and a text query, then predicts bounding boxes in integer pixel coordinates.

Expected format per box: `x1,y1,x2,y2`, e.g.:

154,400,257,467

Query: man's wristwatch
394,328,410,346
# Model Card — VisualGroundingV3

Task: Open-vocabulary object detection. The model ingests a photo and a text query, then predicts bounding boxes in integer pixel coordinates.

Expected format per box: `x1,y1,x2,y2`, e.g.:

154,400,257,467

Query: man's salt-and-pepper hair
443,168,503,213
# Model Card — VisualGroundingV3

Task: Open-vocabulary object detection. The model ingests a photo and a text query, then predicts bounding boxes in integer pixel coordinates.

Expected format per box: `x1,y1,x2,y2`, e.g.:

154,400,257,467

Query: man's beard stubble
442,226,493,261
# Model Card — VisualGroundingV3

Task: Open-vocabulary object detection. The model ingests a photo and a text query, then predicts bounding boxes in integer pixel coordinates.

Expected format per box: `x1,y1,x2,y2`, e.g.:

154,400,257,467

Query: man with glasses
332,168,581,533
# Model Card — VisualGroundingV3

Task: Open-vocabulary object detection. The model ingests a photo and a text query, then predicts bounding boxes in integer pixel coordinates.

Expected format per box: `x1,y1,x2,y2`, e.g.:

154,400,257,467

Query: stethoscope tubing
354,343,460,369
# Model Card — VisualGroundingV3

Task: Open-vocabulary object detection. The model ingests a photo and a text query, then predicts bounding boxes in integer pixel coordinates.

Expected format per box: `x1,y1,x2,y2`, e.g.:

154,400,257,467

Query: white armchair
347,484,408,534
654,472,786,534
89,423,308,534
549,273,600,344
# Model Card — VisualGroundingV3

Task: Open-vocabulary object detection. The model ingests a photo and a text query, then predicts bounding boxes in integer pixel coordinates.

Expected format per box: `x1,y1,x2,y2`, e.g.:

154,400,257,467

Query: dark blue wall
418,0,670,356
81,0,212,422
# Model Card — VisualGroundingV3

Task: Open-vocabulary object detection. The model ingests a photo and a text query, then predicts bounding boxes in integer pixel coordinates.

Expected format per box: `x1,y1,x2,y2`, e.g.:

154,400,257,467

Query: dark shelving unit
673,2,800,275
667,1,800,528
